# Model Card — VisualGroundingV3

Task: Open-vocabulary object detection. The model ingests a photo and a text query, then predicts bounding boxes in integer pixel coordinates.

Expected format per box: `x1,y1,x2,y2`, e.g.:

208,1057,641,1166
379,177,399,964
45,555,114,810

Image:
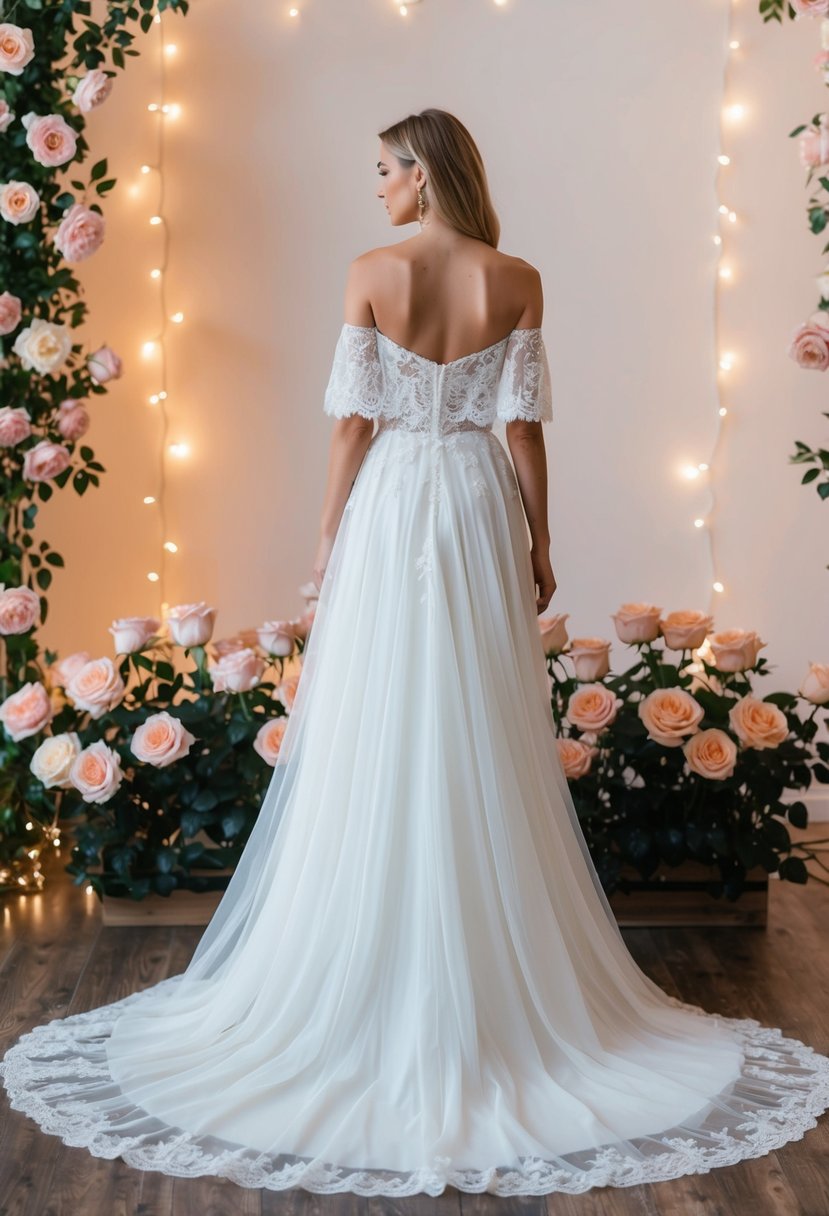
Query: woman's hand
531,542,557,614
312,533,336,593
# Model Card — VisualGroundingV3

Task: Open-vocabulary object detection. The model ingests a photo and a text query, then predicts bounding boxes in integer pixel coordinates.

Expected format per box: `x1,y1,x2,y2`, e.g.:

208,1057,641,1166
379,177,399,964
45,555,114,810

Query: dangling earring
417,186,427,226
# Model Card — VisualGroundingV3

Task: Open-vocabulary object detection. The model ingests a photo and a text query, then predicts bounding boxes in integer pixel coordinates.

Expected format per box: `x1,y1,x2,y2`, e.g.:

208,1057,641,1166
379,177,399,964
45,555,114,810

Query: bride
2,107,828,1198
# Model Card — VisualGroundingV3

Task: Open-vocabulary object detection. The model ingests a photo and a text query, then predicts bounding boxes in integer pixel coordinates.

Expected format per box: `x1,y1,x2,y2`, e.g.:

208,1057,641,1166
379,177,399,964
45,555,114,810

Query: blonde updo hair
377,108,500,249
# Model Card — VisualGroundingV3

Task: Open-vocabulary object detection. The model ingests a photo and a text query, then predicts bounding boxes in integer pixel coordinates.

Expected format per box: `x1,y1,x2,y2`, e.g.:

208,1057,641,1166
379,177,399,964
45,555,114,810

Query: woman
2,108,828,1198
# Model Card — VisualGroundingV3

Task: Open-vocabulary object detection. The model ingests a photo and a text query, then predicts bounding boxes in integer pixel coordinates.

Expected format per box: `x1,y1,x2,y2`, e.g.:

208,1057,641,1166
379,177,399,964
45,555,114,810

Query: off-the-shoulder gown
2,322,828,1197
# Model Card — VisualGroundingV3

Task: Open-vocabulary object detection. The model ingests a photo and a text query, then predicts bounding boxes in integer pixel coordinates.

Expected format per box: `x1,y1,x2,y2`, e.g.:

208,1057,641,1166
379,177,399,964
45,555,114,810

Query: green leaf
90,158,108,181
778,856,808,884
786,802,808,829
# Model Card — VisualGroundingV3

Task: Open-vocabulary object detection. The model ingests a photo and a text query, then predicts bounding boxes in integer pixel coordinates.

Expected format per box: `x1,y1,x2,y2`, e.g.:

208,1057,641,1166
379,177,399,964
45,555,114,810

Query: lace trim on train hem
2,977,828,1197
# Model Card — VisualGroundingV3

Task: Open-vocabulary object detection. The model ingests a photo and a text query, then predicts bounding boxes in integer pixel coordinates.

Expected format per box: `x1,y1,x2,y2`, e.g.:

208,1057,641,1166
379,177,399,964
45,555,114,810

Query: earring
417,186,426,224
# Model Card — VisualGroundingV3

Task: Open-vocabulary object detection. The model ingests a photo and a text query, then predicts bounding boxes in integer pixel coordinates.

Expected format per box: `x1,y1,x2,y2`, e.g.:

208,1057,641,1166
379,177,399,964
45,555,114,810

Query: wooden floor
1,824,828,1216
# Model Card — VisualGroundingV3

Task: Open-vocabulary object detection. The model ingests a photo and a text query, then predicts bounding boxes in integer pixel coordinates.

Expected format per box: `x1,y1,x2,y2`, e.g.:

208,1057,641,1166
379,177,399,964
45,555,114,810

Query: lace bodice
322,323,553,434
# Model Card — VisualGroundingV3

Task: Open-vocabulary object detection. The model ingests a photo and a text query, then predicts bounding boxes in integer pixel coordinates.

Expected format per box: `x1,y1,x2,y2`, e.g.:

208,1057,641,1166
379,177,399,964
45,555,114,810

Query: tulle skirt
2,425,828,1196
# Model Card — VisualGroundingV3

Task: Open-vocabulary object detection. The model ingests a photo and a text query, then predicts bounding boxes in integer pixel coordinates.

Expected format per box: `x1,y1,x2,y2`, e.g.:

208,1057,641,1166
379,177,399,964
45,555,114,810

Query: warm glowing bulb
154,11,161,20
27,848,37,859
289,4,299,12
726,103,745,121
728,211,737,223
25,821,33,830
718,406,728,416
53,837,60,847
147,102,160,112
170,311,184,323
150,268,162,279
149,394,160,404
713,234,722,246
148,571,160,582
713,581,724,593
718,154,731,165
719,353,735,370
140,164,151,174
698,462,709,472
85,884,94,894
164,541,178,553
169,442,190,458
165,43,178,54
167,103,181,119
142,340,158,357
718,204,729,214
718,266,733,279
158,390,168,400
682,465,701,480
150,214,163,225
143,495,156,504
693,518,705,528
729,39,740,50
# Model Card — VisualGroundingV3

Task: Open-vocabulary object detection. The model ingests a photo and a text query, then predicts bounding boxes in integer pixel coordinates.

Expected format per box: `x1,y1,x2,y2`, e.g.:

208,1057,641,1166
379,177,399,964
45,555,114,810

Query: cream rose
86,344,122,384
728,695,789,749
799,661,829,705
538,611,569,655
683,728,738,781
0,680,53,741
0,180,40,224
257,620,297,657
0,583,40,634
638,687,704,748
30,731,82,789
818,270,829,301
13,317,72,374
557,736,599,779
167,601,217,647
0,291,21,334
567,683,622,733
53,202,105,263
659,610,713,652
22,440,71,483
253,717,288,766
72,68,113,114
66,657,126,719
611,602,662,644
131,711,196,768
209,648,265,693
708,628,766,673
569,637,611,681
70,741,123,804
109,615,162,654
0,23,34,76
0,99,14,133
21,112,77,168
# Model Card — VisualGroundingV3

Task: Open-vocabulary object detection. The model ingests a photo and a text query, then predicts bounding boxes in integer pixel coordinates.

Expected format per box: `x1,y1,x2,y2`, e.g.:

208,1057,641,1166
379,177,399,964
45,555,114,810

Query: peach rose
21,111,77,168
569,637,611,681
131,710,196,768
659,610,713,652
799,661,829,705
69,740,123,804
253,717,288,765
49,650,91,689
0,180,39,224
257,620,297,657
0,99,14,133
0,23,34,76
22,439,71,483
86,344,122,384
56,404,89,442
109,615,162,654
13,317,72,373
209,648,265,693
72,68,113,114
788,319,829,370
728,695,789,750
557,736,599,779
638,687,704,748
167,601,217,647
0,406,31,446
0,583,40,634
276,674,300,711
213,636,249,658
566,683,623,733
538,611,569,655
30,731,82,789
0,291,21,334
611,602,662,644
0,680,53,741
683,728,738,781
53,202,105,263
708,628,766,673
66,657,126,719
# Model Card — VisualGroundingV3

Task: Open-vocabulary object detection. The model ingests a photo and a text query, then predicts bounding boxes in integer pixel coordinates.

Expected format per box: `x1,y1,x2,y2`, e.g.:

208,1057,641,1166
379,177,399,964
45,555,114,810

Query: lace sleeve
322,324,384,420
495,327,553,423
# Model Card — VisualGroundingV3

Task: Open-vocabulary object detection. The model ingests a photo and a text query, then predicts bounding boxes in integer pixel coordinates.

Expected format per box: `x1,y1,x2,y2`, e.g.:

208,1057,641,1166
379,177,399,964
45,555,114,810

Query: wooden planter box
608,859,769,928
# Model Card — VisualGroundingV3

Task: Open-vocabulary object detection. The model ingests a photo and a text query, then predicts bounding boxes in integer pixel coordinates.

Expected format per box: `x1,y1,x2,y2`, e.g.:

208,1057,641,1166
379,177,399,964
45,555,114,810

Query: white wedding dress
2,321,828,1197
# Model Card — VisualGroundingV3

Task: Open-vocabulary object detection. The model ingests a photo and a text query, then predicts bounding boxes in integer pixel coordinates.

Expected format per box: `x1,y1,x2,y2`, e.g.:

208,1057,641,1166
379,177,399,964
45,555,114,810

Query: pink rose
557,736,599,779
787,320,829,370
538,611,569,655
257,620,297,657
659,610,714,652
131,710,196,768
568,637,611,681
86,344,122,384
213,636,249,658
49,650,91,688
56,404,89,441
611,602,662,644
298,579,319,605
0,180,40,224
814,49,829,69
167,601,217,647
729,695,788,749
793,0,829,14
708,628,766,673
109,615,162,654
53,202,105,263
0,99,15,133
69,740,123,804
566,683,622,733
290,605,316,641
253,717,288,766
276,673,300,710
209,647,265,693
0,583,40,634
0,406,32,446
799,661,829,705
66,656,126,719
72,69,113,114
683,728,738,781
0,291,21,334
22,439,71,483
0,680,53,741
0,23,35,76
638,687,704,748
21,112,77,168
